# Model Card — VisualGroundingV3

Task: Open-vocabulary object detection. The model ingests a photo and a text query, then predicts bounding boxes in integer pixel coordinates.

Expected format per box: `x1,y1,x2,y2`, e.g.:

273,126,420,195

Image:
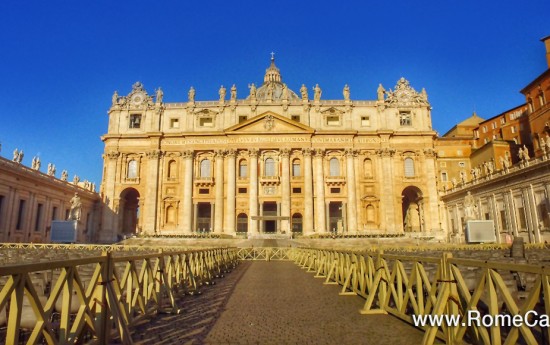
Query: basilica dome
247,57,300,101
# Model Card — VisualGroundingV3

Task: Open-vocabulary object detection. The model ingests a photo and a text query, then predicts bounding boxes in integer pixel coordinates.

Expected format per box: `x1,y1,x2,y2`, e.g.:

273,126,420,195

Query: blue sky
0,1,549,186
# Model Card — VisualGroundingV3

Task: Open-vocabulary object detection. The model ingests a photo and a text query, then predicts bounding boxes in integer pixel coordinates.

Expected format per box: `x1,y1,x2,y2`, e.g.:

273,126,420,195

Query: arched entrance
402,186,423,232
120,188,140,236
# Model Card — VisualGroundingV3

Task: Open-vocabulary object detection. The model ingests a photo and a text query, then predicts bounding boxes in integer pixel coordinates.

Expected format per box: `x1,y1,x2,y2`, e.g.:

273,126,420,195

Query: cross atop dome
264,52,281,84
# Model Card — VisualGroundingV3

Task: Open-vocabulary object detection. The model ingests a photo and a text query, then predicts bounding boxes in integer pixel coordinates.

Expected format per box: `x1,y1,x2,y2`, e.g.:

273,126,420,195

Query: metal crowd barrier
0,247,238,344
293,248,550,345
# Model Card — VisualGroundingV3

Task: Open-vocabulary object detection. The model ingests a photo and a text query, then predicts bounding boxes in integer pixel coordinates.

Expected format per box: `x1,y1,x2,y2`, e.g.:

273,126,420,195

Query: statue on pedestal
68,193,82,221
47,163,56,176
404,203,420,232
155,87,163,103
31,156,41,170
464,191,478,221
248,83,257,100
61,170,68,181
73,175,80,184
112,91,119,106
281,83,289,101
12,149,18,162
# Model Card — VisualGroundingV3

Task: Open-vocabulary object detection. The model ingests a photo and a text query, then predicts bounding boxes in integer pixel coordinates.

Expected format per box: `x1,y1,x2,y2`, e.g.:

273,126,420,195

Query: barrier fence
0,247,238,344
293,248,550,345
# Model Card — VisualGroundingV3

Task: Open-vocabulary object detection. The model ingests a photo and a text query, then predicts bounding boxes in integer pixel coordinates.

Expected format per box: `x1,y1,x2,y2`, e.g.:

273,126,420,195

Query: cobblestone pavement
130,261,428,345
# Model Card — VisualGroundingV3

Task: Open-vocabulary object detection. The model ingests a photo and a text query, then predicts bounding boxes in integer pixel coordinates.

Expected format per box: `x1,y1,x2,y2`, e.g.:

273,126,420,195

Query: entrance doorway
329,202,343,233
197,203,212,232
263,202,277,233
120,188,140,236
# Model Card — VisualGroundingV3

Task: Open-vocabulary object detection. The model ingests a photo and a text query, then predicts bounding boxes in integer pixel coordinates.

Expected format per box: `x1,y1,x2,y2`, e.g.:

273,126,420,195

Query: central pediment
224,112,314,134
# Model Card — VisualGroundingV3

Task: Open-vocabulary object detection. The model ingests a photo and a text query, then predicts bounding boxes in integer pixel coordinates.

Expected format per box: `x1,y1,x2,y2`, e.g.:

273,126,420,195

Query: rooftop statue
300,84,308,101
219,85,226,102
61,170,68,181
249,83,257,100
188,86,195,102
230,84,237,101
313,84,322,101
12,148,19,162
112,91,119,106
31,156,41,170
343,84,350,101
156,87,163,103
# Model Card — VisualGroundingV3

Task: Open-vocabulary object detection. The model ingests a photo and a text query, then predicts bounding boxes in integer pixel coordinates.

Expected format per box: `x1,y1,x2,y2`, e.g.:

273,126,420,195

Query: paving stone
131,261,427,345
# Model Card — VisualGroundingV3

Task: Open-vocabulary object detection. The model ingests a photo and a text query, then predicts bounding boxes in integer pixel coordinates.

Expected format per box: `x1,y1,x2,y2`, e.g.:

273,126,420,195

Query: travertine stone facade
0,156,100,243
100,58,443,241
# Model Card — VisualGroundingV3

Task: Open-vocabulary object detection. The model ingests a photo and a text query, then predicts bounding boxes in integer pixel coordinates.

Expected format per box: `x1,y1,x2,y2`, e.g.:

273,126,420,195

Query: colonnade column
313,149,326,233
280,148,291,233
249,148,259,234
225,149,236,234
214,149,225,233
303,148,314,235
180,150,194,234
144,150,161,235
377,147,395,232
345,148,358,233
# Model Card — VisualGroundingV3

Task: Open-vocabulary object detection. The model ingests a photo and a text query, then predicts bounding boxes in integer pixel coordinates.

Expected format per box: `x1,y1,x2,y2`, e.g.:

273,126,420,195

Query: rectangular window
330,187,341,194
198,188,209,195
170,118,179,128
485,213,490,220
474,130,479,138
517,207,527,229
35,203,43,231
199,117,214,127
16,200,26,230
292,187,302,194
491,122,497,129
484,138,489,144
482,126,487,133
238,115,247,123
511,126,516,134
326,116,340,126
441,172,448,181
500,118,506,125
291,115,300,122
399,112,411,126
129,114,141,128
238,187,247,194
458,162,465,167
52,206,58,220
65,209,70,220
361,116,370,127
500,210,507,230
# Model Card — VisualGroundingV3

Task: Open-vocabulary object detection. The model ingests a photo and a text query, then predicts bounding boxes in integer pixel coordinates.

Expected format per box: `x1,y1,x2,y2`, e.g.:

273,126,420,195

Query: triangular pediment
320,107,345,115
225,112,314,134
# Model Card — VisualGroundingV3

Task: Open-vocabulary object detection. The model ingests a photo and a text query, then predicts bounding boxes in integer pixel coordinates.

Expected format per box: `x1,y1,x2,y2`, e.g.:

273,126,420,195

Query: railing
292,248,550,345
237,247,295,261
0,247,238,344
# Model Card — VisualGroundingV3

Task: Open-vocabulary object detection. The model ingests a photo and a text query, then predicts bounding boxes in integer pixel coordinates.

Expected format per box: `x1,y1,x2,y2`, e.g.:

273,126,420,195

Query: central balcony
260,175,280,186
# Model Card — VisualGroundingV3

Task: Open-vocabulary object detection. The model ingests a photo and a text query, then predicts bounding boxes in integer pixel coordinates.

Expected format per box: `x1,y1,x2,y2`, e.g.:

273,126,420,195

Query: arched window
404,157,415,177
366,205,375,223
292,159,301,177
127,160,138,178
237,213,248,232
168,160,177,179
239,159,248,178
265,158,275,176
329,157,340,176
363,158,373,177
292,213,303,232
200,159,211,177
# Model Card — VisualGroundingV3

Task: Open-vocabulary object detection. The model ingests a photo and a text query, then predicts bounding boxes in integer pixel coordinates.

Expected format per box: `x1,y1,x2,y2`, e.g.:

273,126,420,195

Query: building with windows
0,155,100,243
99,57,442,241
439,36,550,244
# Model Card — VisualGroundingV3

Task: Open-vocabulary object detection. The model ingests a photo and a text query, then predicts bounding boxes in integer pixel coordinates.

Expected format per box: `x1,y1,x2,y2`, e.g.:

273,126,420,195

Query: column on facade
302,149,314,235
144,150,161,234
248,149,259,234
423,149,440,232
225,149,236,234
345,148,358,233
214,150,225,233
378,148,395,232
180,150,194,233
313,149,326,233
101,151,120,242
280,148,291,233
489,195,501,244
528,185,542,243
26,192,36,241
